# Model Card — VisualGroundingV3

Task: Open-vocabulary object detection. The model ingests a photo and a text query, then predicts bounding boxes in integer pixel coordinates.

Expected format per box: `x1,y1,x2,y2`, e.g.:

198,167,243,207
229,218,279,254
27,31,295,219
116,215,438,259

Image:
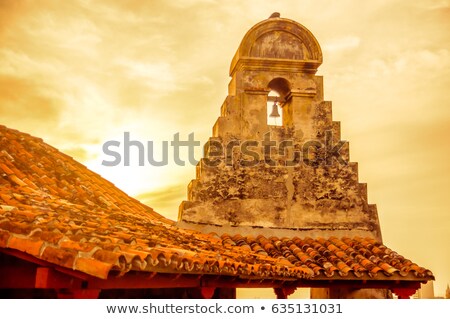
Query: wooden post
391,287,417,299
200,287,216,299
274,287,297,299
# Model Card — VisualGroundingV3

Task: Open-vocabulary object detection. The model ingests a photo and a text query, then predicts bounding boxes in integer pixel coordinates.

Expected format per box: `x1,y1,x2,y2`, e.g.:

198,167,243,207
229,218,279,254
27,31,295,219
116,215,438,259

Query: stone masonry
178,15,382,241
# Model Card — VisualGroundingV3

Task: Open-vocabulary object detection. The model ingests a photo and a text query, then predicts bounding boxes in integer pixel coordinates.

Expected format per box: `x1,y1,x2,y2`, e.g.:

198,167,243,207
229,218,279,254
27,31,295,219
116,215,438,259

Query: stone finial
269,12,280,19
229,15,323,75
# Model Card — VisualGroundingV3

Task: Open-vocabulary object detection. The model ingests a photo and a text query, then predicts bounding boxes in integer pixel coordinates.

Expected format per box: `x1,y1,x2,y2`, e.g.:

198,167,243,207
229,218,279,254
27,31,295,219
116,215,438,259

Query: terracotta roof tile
218,234,433,280
75,257,113,279
0,125,434,283
7,235,44,256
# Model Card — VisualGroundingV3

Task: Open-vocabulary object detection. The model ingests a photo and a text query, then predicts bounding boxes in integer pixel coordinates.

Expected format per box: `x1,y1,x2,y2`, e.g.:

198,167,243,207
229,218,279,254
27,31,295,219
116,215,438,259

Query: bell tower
216,12,323,140
178,14,382,241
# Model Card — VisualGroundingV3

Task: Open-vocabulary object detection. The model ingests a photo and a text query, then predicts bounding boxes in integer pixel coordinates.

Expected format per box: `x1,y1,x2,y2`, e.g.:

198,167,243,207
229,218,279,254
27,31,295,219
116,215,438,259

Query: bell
269,101,280,118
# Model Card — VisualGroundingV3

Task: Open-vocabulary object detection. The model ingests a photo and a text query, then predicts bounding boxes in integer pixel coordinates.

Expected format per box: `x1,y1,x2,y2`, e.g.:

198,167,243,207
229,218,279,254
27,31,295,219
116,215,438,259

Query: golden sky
1,0,449,297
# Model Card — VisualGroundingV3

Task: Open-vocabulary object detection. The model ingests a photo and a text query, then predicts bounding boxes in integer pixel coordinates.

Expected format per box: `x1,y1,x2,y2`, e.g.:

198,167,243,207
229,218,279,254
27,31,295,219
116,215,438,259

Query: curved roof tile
0,125,434,282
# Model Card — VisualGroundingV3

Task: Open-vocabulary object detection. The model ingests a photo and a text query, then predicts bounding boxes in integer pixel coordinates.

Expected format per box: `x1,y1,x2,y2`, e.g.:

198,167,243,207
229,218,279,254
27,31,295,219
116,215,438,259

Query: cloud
115,59,178,96
136,183,186,219
0,1,27,38
323,36,360,52
366,48,450,78
0,75,61,124
168,0,217,9
62,146,92,162
0,49,66,78
416,0,449,10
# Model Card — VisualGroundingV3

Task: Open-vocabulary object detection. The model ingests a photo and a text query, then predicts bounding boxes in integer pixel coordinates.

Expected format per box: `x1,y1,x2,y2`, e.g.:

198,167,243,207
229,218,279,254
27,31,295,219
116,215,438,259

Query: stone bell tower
178,14,382,241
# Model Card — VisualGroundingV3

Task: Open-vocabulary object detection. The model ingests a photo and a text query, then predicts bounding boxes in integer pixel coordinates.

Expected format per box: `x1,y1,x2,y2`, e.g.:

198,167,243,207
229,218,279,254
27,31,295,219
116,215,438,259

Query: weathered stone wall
178,16,382,241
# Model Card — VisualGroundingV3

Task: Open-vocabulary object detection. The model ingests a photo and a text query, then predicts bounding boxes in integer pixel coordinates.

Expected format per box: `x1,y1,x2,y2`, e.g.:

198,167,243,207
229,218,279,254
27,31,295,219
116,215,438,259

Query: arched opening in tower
267,77,291,126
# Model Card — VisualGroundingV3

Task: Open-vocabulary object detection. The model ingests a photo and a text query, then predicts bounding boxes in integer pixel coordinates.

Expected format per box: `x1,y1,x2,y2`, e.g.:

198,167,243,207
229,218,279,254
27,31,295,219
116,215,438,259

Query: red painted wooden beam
87,272,201,289
0,264,37,288
57,289,101,299
391,287,418,299
35,267,83,289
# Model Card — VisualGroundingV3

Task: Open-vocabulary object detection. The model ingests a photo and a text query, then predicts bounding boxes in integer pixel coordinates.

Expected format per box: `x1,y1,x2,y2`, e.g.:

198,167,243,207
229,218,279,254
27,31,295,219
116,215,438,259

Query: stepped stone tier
178,15,382,240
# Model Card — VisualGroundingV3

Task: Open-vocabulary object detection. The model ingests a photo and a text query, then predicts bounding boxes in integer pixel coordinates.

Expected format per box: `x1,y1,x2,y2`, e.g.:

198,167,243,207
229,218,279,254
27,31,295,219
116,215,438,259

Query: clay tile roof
0,125,434,282
219,235,434,280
